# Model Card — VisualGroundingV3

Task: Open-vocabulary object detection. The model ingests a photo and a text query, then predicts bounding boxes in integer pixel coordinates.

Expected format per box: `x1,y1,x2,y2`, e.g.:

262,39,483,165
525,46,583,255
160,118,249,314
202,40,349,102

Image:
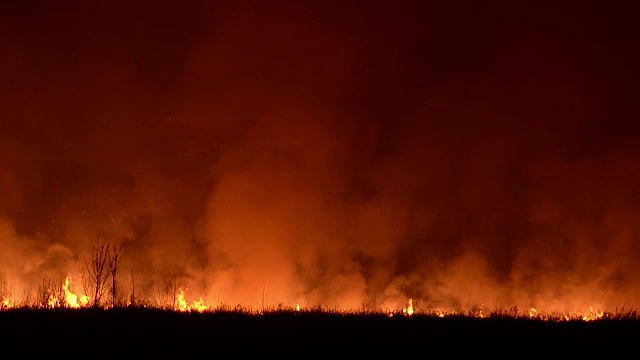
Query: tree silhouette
81,240,124,308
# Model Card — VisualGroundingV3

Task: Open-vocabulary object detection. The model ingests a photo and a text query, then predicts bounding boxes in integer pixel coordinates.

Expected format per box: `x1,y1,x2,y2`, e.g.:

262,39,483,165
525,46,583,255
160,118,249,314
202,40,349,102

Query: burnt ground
0,308,638,357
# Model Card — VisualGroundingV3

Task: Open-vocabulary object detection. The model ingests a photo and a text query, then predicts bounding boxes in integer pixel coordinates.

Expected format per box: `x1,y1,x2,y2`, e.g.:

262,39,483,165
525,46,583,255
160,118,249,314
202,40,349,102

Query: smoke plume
0,0,638,312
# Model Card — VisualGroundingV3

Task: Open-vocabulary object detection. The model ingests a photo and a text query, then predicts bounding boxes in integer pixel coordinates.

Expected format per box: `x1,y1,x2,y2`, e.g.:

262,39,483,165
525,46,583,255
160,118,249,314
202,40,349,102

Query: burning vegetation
1,6,639,355
1,280,629,321
0,247,636,323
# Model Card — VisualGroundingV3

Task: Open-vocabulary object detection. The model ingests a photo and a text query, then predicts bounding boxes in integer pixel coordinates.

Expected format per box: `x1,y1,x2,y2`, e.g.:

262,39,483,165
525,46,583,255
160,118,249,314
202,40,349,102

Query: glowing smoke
0,1,638,313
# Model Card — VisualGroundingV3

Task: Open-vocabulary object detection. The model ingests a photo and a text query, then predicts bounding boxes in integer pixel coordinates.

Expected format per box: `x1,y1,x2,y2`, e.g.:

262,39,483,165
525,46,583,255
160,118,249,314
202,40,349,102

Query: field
1,307,639,356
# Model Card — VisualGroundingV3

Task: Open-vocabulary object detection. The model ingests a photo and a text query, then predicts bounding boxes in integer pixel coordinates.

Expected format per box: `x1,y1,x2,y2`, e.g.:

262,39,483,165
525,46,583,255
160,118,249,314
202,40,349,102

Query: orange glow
0,270,627,321
0,278,629,322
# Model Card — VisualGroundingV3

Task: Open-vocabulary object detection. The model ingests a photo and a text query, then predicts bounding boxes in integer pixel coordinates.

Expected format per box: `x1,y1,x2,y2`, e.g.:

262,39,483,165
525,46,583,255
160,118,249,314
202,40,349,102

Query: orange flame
0,270,624,321
48,293,58,308
63,277,79,308
403,299,414,316
191,297,208,313
582,307,604,321
175,289,208,313
176,290,188,311
62,276,88,308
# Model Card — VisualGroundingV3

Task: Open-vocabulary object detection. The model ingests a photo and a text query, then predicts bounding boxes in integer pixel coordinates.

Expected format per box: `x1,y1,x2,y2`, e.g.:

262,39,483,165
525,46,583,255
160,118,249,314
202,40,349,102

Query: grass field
1,307,639,356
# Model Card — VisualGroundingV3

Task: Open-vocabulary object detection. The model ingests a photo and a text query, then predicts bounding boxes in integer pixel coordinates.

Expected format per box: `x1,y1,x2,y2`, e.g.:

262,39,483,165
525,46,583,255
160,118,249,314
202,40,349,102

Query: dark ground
1,308,638,357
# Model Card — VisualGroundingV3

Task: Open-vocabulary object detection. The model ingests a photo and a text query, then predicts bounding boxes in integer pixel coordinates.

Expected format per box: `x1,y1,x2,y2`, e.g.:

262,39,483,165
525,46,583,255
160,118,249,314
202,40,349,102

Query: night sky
1,0,639,311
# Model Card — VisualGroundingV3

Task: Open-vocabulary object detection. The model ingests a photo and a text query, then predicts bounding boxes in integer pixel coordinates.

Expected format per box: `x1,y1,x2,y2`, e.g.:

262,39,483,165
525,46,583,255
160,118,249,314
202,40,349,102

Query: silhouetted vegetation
0,306,638,356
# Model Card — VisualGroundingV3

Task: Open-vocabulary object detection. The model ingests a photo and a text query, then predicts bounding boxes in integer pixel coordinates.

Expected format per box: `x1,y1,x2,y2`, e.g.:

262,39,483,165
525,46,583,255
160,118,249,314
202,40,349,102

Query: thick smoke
0,1,638,312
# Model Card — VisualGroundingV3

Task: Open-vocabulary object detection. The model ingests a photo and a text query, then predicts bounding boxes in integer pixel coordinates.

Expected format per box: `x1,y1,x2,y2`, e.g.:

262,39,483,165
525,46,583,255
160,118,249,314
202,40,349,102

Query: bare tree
154,273,184,310
129,269,142,307
82,240,124,309
109,242,125,308
37,276,64,308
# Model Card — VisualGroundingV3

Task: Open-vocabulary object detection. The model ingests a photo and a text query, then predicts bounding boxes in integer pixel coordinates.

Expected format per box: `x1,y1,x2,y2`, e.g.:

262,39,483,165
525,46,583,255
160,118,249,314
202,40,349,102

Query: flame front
0,272,630,322
175,289,209,313
582,307,604,321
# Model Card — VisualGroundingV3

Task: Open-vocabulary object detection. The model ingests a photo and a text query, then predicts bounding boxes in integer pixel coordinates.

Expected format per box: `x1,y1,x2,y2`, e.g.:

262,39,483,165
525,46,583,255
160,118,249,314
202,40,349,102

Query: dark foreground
1,308,639,356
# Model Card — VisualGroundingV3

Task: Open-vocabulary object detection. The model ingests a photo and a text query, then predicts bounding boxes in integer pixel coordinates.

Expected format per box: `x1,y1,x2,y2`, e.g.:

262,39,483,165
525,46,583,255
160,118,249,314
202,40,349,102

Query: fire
0,271,625,321
191,297,208,313
175,289,208,313
63,277,79,308
48,293,58,308
176,290,188,311
403,299,414,316
41,276,89,309
62,276,88,308
582,307,604,321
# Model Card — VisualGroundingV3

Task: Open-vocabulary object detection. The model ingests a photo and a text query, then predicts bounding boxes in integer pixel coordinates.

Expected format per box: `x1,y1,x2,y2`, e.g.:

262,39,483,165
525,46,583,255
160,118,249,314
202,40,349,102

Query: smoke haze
1,0,639,312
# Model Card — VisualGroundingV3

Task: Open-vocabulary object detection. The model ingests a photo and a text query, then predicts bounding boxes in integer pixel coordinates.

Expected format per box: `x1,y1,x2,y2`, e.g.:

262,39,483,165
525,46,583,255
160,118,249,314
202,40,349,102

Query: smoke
0,1,638,312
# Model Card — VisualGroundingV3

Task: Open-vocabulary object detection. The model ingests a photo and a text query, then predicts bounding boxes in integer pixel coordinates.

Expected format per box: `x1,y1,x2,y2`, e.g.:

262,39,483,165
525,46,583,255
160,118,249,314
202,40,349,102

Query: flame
176,290,188,311
191,297,208,313
582,307,604,321
403,299,414,316
0,270,625,321
0,281,625,322
40,276,89,309
63,277,80,308
175,289,208,312
48,293,58,308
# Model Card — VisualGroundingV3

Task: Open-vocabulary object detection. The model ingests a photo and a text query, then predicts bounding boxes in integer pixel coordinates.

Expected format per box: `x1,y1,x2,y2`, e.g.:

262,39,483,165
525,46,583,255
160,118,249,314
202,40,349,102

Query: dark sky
0,0,639,311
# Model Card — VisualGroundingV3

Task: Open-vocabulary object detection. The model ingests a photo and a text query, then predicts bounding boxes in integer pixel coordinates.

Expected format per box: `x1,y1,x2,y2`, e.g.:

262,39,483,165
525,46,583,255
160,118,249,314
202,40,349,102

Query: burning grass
1,271,639,355
4,285,639,323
